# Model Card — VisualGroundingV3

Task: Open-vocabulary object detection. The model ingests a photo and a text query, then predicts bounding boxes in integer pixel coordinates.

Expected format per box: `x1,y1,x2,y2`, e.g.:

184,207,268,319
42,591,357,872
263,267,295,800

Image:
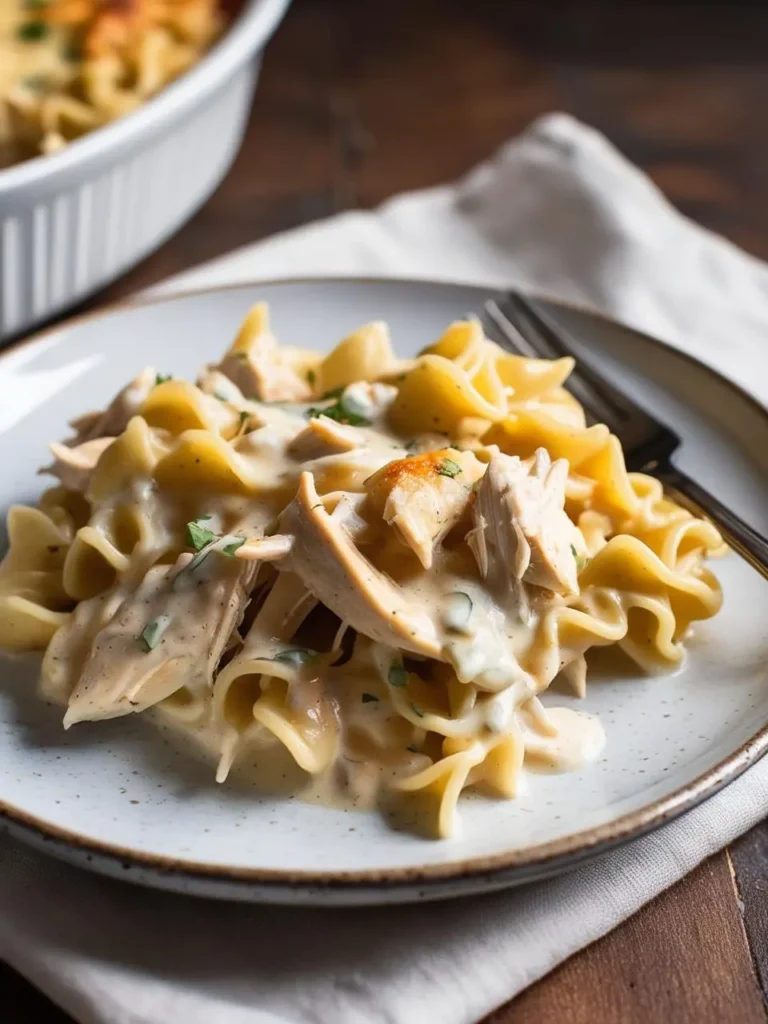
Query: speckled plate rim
1,275,766,904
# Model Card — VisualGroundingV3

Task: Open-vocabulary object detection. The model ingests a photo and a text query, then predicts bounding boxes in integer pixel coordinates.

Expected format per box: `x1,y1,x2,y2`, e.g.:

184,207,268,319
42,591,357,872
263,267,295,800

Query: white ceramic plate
1,279,767,905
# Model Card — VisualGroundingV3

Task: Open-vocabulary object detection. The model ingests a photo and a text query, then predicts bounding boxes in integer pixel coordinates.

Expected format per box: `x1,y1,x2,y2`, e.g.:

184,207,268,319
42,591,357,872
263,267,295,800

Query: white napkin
3,113,768,1024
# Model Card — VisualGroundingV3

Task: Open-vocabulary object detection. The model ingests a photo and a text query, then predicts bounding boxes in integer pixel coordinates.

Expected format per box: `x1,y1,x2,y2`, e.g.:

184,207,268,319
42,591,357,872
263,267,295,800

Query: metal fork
483,291,768,579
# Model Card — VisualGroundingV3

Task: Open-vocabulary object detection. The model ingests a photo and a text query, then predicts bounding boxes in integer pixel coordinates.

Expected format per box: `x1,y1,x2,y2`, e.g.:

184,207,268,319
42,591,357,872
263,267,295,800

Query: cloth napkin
3,112,768,1024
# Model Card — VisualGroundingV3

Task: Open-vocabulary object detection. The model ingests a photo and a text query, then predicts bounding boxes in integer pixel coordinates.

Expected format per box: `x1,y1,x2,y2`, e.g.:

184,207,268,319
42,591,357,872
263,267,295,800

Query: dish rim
1,274,766,895
0,0,292,195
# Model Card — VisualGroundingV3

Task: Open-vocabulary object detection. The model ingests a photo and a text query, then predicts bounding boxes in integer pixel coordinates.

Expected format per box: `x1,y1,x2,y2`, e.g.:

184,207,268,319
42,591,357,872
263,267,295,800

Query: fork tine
494,292,640,431
482,299,541,359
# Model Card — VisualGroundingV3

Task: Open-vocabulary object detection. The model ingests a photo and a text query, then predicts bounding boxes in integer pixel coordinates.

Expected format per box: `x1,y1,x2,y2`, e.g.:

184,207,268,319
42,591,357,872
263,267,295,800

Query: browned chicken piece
469,448,580,605
365,448,485,569
216,303,311,403
278,472,442,658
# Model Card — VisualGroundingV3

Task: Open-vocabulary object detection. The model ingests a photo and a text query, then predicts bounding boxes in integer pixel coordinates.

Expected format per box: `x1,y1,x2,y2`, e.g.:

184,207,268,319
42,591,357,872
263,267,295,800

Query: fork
483,292,768,579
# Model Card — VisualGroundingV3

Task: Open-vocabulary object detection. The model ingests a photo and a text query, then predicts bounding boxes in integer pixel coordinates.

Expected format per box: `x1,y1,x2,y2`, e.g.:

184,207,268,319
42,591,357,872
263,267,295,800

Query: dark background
5,1,768,1021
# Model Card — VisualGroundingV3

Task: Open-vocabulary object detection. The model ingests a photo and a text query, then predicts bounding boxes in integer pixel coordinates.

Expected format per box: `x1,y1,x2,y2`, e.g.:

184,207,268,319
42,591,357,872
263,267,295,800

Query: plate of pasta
0,278,767,905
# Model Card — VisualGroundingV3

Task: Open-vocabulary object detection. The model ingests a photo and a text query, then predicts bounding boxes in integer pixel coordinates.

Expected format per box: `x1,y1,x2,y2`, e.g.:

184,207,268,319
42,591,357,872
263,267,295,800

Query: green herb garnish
406,745,420,753
155,373,172,386
187,520,215,551
214,391,229,402
17,20,48,40
306,398,370,427
274,648,318,667
138,617,169,652
388,663,408,688
222,537,245,557
410,703,425,718
61,40,80,61
307,369,316,386
436,458,462,478
22,74,48,92
361,693,379,703
571,543,587,571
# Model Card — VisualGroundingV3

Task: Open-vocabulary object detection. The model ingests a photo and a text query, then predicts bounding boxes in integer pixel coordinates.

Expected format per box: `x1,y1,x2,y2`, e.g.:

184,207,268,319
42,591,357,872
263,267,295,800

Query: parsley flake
388,663,408,688
436,458,462,478
187,520,214,551
306,398,370,427
307,369,316,386
138,616,170,652
222,537,245,557
155,373,172,386
410,703,425,718
274,648,318,667
17,20,48,41
406,744,420,753
361,693,379,704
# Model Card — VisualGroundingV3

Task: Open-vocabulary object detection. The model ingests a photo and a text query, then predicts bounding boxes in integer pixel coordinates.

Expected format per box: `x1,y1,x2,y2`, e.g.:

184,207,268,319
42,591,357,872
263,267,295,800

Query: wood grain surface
4,1,768,1021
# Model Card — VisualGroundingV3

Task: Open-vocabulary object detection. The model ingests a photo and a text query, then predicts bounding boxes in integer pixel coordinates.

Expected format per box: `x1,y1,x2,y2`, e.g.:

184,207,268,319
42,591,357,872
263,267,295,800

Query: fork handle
654,461,768,579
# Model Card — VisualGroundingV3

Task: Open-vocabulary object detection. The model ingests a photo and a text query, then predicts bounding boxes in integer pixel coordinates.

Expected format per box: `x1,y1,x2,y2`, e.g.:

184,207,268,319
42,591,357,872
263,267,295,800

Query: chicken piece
365,449,485,569
67,367,156,444
469,448,579,602
216,303,311,403
63,552,259,727
338,381,398,422
279,472,441,658
288,417,363,461
44,436,114,493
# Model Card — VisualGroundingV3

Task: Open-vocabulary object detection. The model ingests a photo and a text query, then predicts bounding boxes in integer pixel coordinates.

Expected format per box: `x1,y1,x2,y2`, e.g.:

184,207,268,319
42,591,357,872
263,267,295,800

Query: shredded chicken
279,472,442,658
366,448,485,569
64,553,259,726
44,437,114,492
216,303,311,403
469,448,580,604
67,367,156,445
288,417,364,461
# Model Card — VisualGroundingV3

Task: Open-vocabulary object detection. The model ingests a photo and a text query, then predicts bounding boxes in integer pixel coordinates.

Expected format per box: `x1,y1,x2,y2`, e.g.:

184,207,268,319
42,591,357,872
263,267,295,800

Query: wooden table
4,1,768,1020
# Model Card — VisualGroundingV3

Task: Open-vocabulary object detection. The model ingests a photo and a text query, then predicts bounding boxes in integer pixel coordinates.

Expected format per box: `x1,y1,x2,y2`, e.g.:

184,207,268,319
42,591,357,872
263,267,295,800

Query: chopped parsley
274,648,318,667
187,520,215,551
17,20,48,41
214,391,229,402
406,745,420,753
221,537,245,557
307,369,316,386
436,458,462,478
361,693,379,703
388,662,408,688
571,544,587,571
306,396,370,427
155,373,172,386
22,74,48,92
410,703,425,718
61,40,80,61
138,616,169,652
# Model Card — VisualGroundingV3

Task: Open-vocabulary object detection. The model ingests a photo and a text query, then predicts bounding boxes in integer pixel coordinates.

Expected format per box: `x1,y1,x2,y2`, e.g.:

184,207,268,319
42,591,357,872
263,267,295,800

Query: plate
1,278,767,905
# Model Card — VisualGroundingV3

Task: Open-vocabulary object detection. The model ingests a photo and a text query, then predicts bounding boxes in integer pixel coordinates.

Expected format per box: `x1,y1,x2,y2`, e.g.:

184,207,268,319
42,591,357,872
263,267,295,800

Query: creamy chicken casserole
0,0,224,167
0,304,725,838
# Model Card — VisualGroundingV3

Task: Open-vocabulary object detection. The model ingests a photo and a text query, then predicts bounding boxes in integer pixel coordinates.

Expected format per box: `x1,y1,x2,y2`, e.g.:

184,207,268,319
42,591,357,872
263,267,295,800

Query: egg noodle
0,0,223,168
0,304,725,837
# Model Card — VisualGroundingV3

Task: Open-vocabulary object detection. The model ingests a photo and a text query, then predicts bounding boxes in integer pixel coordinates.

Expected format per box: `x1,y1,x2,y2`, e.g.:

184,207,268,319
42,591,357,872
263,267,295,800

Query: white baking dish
0,0,292,341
